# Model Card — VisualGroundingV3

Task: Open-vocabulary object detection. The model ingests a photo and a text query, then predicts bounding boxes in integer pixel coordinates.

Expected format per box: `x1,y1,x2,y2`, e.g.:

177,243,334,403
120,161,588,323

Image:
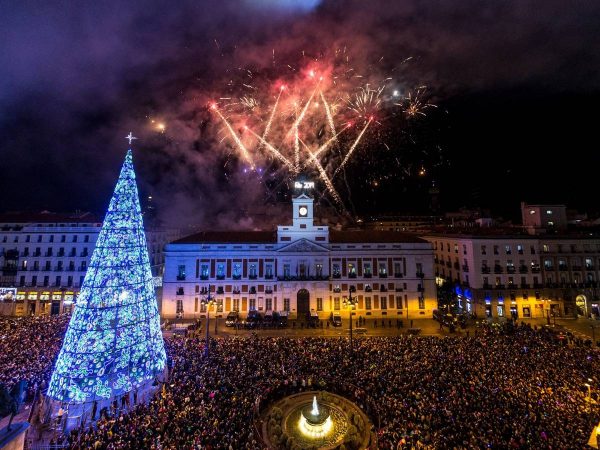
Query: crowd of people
0,314,69,399
64,322,600,450
2,314,600,449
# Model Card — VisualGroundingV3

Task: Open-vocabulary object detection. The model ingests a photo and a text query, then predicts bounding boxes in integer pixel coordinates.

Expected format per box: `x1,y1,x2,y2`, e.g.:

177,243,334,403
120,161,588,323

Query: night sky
1,0,599,228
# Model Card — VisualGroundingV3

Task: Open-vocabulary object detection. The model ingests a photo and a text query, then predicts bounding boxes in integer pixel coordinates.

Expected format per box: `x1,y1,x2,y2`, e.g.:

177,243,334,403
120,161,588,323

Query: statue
0,381,27,431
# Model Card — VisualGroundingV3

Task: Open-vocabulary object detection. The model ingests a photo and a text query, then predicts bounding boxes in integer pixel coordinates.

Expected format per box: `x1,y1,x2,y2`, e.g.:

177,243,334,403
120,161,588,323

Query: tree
47,149,167,406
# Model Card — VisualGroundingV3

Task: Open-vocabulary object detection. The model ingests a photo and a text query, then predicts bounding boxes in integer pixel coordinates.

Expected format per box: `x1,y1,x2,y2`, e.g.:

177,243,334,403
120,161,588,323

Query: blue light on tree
48,148,166,405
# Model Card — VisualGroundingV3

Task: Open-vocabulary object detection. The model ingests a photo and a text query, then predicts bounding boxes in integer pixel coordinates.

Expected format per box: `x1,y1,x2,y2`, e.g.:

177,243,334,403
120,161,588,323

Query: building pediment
278,238,329,253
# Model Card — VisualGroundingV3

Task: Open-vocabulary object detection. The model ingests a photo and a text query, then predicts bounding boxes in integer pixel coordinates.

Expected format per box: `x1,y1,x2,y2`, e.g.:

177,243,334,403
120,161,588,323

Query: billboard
0,287,17,302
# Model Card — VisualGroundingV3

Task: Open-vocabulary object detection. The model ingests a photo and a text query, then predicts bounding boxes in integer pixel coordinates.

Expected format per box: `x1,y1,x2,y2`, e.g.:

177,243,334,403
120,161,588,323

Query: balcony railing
348,273,357,279
586,265,595,271
506,266,516,274
495,284,505,289
332,273,341,279
232,274,241,280
176,275,186,281
176,288,184,295
520,283,530,289
394,272,403,278
558,266,568,271
200,275,209,280
363,273,372,278
379,273,388,278
216,275,225,280
519,266,528,273
416,271,424,278
265,274,274,280
571,266,582,271
494,266,503,274
481,267,491,274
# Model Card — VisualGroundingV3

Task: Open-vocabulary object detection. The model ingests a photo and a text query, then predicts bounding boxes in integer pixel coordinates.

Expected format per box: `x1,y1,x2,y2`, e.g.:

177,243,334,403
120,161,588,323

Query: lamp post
201,285,215,358
592,325,597,347
343,289,358,353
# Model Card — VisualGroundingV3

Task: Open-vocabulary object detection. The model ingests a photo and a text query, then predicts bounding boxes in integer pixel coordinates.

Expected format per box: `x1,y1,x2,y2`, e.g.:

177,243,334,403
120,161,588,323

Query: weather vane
125,132,137,146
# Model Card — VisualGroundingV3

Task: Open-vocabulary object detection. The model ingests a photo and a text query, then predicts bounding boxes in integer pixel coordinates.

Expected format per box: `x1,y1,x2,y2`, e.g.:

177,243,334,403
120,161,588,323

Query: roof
0,211,100,224
172,231,277,244
329,230,428,244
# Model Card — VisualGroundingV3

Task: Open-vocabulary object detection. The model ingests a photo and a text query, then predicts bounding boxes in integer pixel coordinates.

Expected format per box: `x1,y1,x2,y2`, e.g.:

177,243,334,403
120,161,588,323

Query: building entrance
297,289,310,315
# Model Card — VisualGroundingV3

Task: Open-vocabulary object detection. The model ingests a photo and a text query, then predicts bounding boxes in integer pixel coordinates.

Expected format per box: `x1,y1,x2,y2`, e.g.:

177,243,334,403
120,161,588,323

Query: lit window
546,210,552,215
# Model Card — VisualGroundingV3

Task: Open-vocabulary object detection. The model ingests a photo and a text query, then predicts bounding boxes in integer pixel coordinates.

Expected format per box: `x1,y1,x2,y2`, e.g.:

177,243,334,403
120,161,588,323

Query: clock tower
276,178,329,244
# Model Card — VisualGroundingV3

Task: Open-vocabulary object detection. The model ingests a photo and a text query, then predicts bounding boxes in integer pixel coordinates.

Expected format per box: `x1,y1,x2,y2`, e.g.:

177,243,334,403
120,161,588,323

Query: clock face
299,206,308,217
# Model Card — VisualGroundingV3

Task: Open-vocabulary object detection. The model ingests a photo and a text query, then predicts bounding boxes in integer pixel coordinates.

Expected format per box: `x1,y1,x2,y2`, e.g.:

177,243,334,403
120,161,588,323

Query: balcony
365,286,373,292
332,273,341,279
249,287,257,294
379,272,388,278
176,275,186,281
33,251,41,257
216,275,225,280
57,252,65,257
348,272,357,279
363,273,372,278
506,266,516,274
232,274,241,280
586,265,595,271
571,266,582,272
558,265,568,271
176,288,184,295
69,251,77,257
481,266,491,274
518,266,528,274
333,287,341,293
45,252,53,257
349,285,357,293
265,288,273,294
2,266,18,274
483,283,493,289
394,272,403,278
217,287,225,294
200,275,209,280
232,289,241,295
494,266,503,274
21,251,29,257
416,271,424,278
533,283,543,289
248,274,258,280
380,286,388,292
265,274,273,280
461,265,469,272
520,283,530,289
494,284,505,290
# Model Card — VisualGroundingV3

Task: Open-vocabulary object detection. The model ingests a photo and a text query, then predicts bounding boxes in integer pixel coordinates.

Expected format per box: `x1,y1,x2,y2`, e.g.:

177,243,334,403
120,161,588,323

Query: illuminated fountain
299,395,333,438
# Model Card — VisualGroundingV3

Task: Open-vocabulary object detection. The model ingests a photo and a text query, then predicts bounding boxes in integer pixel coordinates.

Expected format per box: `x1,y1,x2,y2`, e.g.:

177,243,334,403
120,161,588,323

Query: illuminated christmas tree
48,145,166,410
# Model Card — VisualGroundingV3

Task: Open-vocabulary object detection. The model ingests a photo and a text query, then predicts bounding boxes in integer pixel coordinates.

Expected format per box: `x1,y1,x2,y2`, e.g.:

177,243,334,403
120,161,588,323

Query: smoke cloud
1,0,599,229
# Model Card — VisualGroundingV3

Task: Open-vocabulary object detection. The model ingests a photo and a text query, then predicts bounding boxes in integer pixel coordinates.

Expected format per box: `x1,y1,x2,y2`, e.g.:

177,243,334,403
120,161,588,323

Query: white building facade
163,191,437,321
0,212,178,316
424,233,600,319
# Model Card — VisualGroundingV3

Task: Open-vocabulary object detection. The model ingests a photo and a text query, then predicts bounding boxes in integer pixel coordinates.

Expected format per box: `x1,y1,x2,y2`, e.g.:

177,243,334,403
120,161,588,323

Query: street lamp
201,285,215,358
342,289,358,352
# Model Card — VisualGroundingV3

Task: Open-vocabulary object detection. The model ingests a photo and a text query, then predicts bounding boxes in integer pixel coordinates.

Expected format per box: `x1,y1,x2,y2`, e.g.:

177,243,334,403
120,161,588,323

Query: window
481,245,487,255
177,265,186,280
394,262,402,276
37,235,42,242
378,262,387,277
348,263,356,277
194,297,199,313
529,209,535,215
25,235,30,243
381,296,387,309
462,244,467,255
365,297,372,310
454,244,458,254
363,262,372,276
544,259,553,269
284,264,291,278
530,245,536,255
416,263,423,275
316,298,323,311
217,263,225,278
546,210,553,215
332,263,341,277
217,298,223,312
396,295,403,309
60,235,66,243
233,298,240,311
315,263,323,278
233,263,241,278
43,276,49,287
249,264,257,278
265,298,272,311
284,298,290,311
176,299,184,316
265,264,273,278
334,298,340,310
45,261,51,270
72,235,78,243
586,258,594,270
517,245,523,254
543,244,550,253
493,245,499,255
418,297,425,309
84,235,89,243
49,235,54,243
201,264,209,279
249,298,256,310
